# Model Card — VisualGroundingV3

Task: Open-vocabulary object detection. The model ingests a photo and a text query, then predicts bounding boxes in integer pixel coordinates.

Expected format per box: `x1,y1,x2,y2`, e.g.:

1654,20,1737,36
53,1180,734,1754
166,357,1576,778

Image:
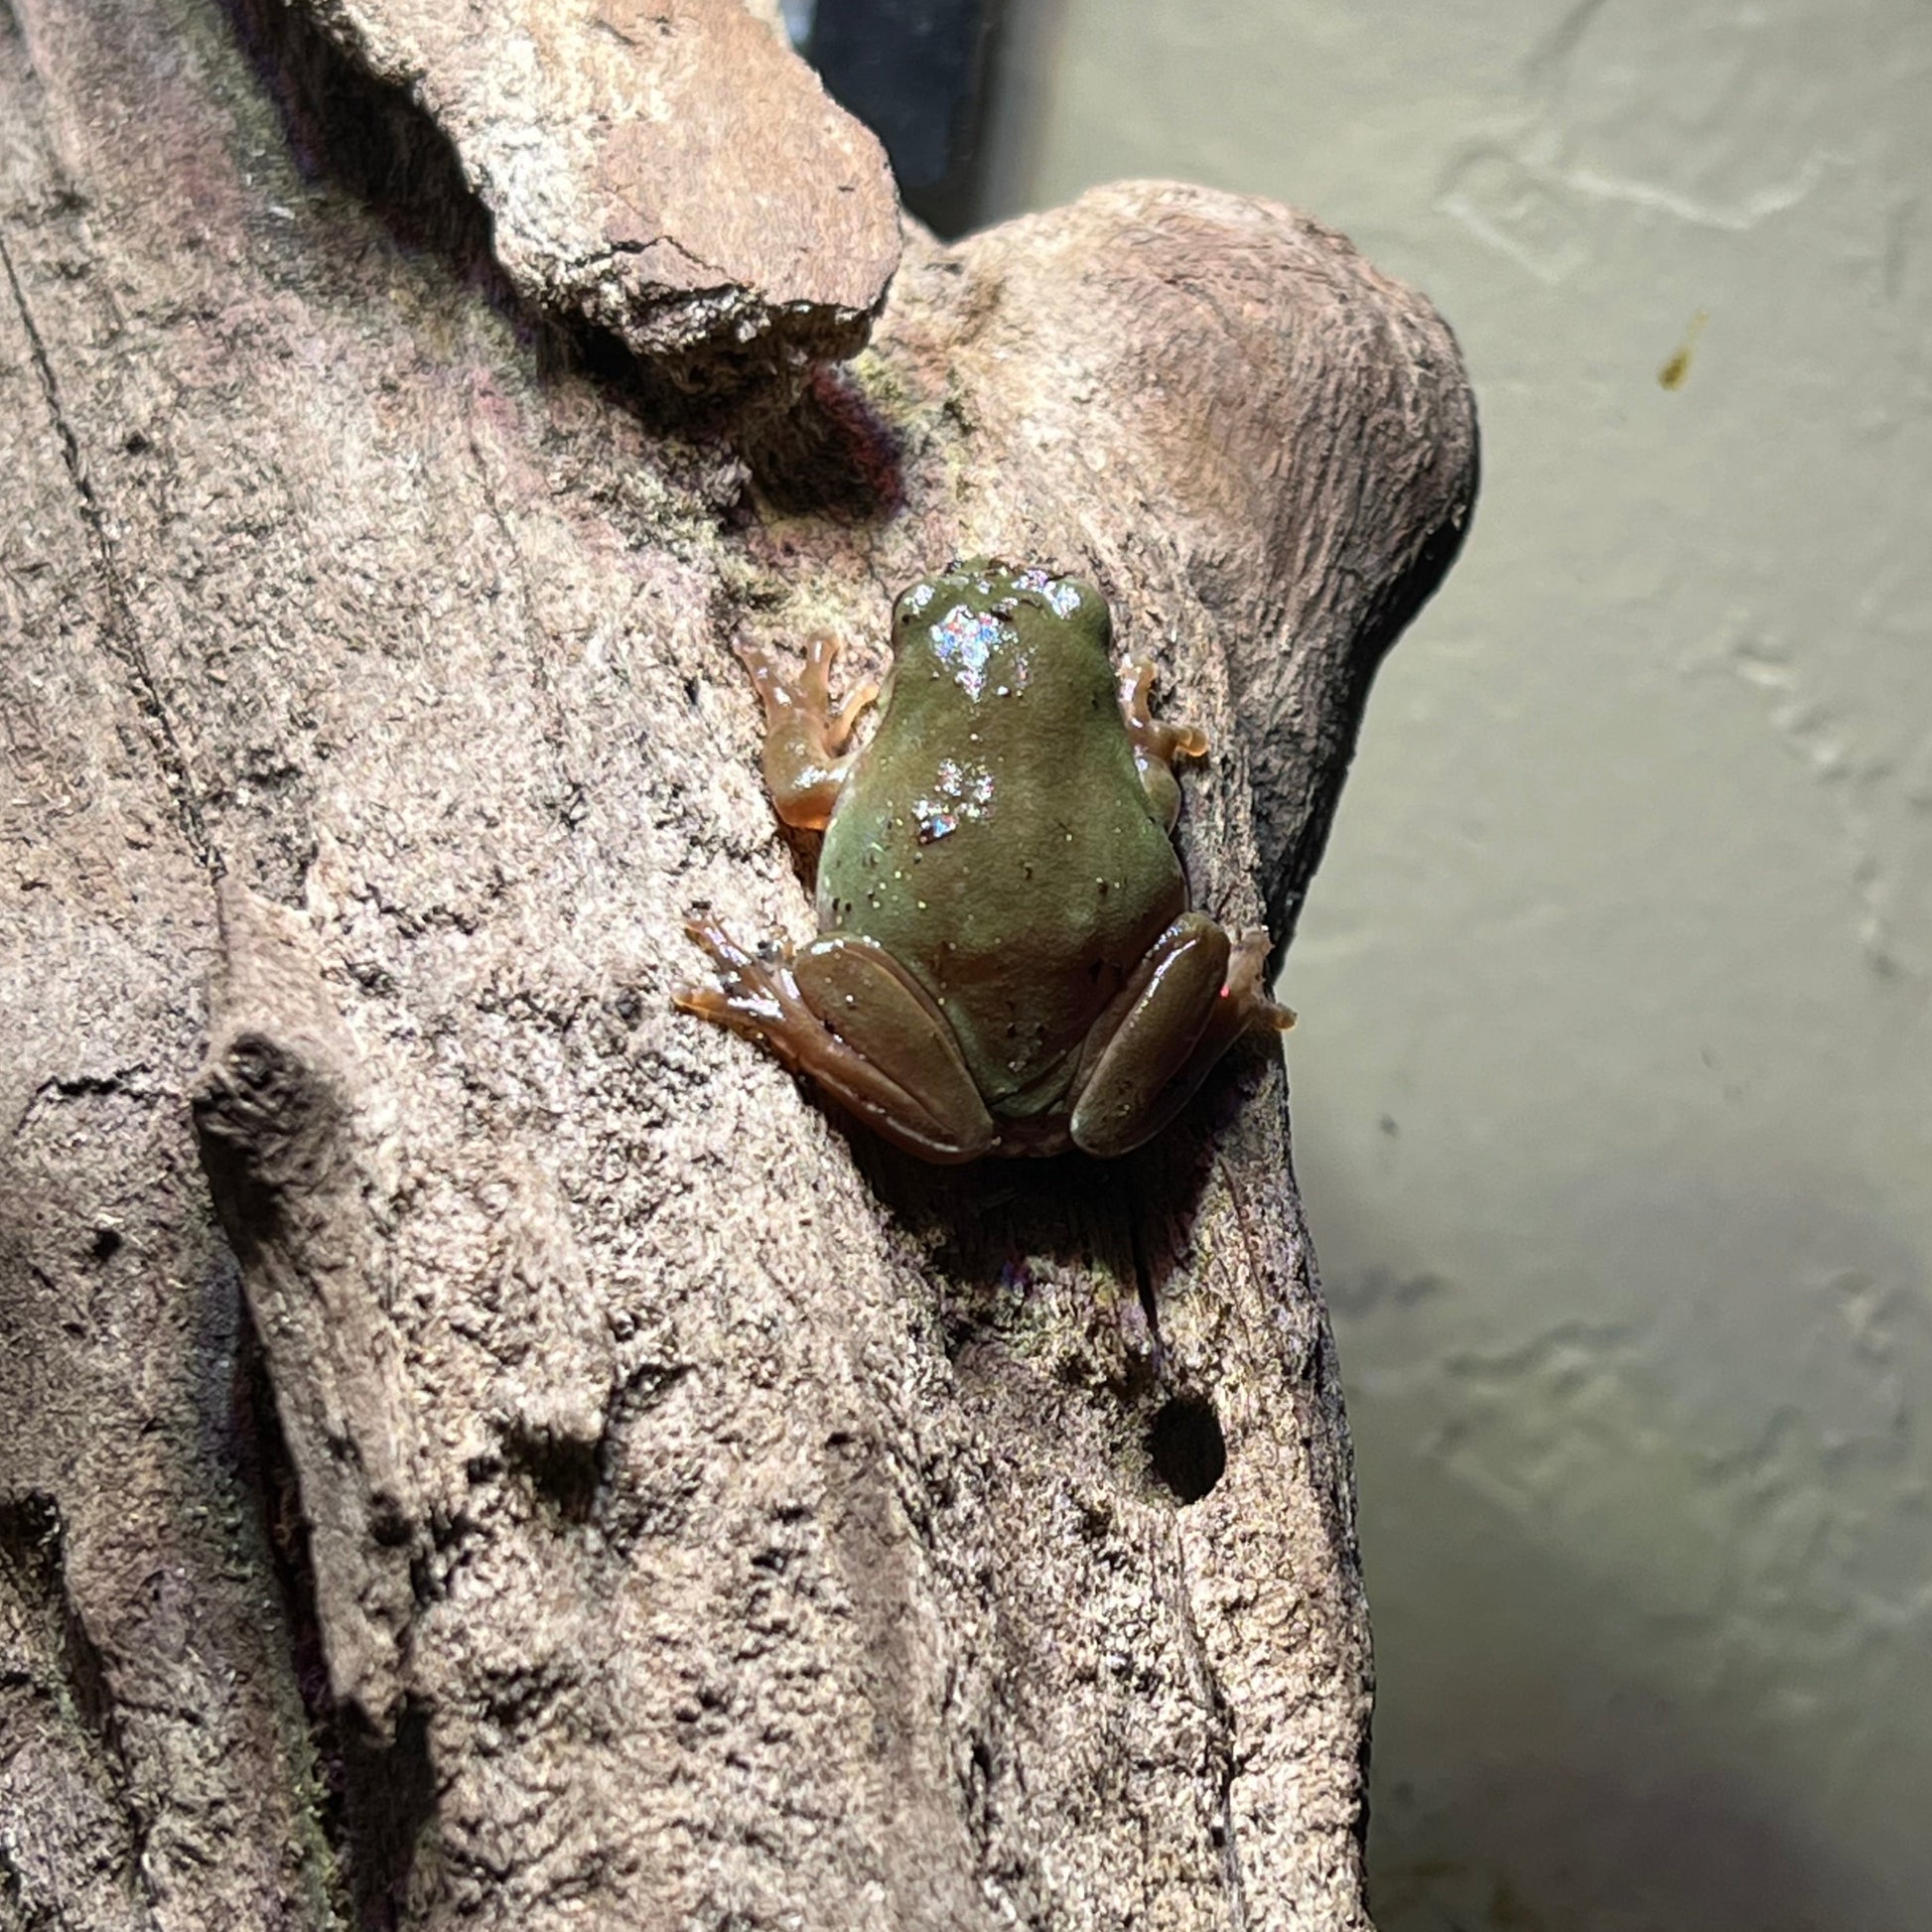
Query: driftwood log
0,0,1476,1924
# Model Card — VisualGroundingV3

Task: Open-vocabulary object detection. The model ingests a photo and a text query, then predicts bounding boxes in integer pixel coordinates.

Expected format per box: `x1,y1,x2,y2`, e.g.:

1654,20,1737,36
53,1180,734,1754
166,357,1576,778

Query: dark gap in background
795,0,1007,239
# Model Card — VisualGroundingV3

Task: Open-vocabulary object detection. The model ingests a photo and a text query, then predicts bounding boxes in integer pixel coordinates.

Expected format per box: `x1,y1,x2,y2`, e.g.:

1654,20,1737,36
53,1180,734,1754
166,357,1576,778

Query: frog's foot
1224,925,1296,1035
675,920,997,1164
1118,658,1208,832
735,631,880,832
1068,914,1293,1159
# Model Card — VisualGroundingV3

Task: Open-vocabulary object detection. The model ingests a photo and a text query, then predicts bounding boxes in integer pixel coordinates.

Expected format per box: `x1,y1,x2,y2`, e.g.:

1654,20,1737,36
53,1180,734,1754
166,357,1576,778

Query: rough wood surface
0,0,1476,1925
230,0,900,380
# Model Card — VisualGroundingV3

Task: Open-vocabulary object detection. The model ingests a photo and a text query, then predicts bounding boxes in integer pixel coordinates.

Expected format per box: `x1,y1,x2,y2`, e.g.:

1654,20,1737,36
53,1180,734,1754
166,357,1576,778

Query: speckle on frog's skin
930,604,1015,700
1016,564,1084,620
903,582,936,616
913,758,995,842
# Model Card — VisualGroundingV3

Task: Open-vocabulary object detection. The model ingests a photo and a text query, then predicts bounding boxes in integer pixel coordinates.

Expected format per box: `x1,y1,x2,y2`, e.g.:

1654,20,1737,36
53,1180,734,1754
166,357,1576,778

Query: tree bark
0,0,1476,1926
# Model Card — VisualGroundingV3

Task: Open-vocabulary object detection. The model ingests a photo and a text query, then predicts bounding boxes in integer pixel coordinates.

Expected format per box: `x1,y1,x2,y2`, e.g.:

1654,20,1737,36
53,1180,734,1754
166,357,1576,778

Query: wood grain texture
0,0,1475,1924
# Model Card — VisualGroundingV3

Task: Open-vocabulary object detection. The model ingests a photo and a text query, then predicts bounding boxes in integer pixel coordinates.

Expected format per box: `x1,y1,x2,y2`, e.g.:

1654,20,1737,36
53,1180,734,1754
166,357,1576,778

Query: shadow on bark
237,1316,438,1930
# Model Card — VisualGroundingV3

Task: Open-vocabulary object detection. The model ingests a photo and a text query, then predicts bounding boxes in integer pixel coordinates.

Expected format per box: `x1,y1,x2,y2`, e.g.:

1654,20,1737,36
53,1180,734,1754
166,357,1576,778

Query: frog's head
890,559,1112,704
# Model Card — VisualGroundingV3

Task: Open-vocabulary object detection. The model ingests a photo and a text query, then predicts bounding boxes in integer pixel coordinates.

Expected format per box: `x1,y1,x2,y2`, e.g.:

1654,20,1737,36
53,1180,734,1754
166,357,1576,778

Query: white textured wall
985,5,1932,1927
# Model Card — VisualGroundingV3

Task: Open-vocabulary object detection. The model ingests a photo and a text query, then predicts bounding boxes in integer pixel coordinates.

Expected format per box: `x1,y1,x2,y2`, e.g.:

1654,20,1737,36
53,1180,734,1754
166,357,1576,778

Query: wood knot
192,1027,349,1233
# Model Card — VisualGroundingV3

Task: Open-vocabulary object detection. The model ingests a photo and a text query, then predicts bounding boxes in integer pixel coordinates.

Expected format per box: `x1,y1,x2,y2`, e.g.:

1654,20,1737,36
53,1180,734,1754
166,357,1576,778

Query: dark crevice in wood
238,1313,437,1930
237,1315,351,1913
339,1703,438,1932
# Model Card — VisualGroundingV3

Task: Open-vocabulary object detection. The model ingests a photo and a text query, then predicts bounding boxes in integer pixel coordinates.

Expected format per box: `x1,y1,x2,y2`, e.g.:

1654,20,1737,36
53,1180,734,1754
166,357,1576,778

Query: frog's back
817,562,1186,1108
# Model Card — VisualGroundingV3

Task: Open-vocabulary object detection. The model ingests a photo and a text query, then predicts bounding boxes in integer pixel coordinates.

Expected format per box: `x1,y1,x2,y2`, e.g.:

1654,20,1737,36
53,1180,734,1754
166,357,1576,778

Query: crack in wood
0,226,213,871
1154,1518,1249,1930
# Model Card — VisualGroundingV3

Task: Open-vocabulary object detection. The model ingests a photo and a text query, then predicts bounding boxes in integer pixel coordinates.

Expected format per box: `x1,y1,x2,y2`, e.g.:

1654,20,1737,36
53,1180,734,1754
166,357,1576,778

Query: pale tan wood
0,0,1475,1923
234,0,900,377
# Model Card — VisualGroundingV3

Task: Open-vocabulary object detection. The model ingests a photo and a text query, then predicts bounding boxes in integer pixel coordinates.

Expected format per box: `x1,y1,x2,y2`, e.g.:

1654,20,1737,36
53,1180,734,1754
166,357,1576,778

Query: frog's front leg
738,631,879,831
1068,913,1295,1158
1117,657,1208,831
675,923,998,1163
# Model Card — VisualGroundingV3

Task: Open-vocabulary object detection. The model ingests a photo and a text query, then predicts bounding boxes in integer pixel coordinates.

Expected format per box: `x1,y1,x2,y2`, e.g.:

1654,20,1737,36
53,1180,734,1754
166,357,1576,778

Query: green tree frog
676,559,1293,1162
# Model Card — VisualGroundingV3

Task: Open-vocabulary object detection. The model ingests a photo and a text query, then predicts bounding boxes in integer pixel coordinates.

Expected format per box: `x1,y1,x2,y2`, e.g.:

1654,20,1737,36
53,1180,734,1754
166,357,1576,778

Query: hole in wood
1148,1394,1226,1505
503,1425,601,1525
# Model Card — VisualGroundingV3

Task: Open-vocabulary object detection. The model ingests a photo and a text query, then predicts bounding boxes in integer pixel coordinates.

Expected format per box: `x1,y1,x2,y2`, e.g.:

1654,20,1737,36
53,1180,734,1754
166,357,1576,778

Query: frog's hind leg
1068,914,1294,1159
676,921,997,1164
